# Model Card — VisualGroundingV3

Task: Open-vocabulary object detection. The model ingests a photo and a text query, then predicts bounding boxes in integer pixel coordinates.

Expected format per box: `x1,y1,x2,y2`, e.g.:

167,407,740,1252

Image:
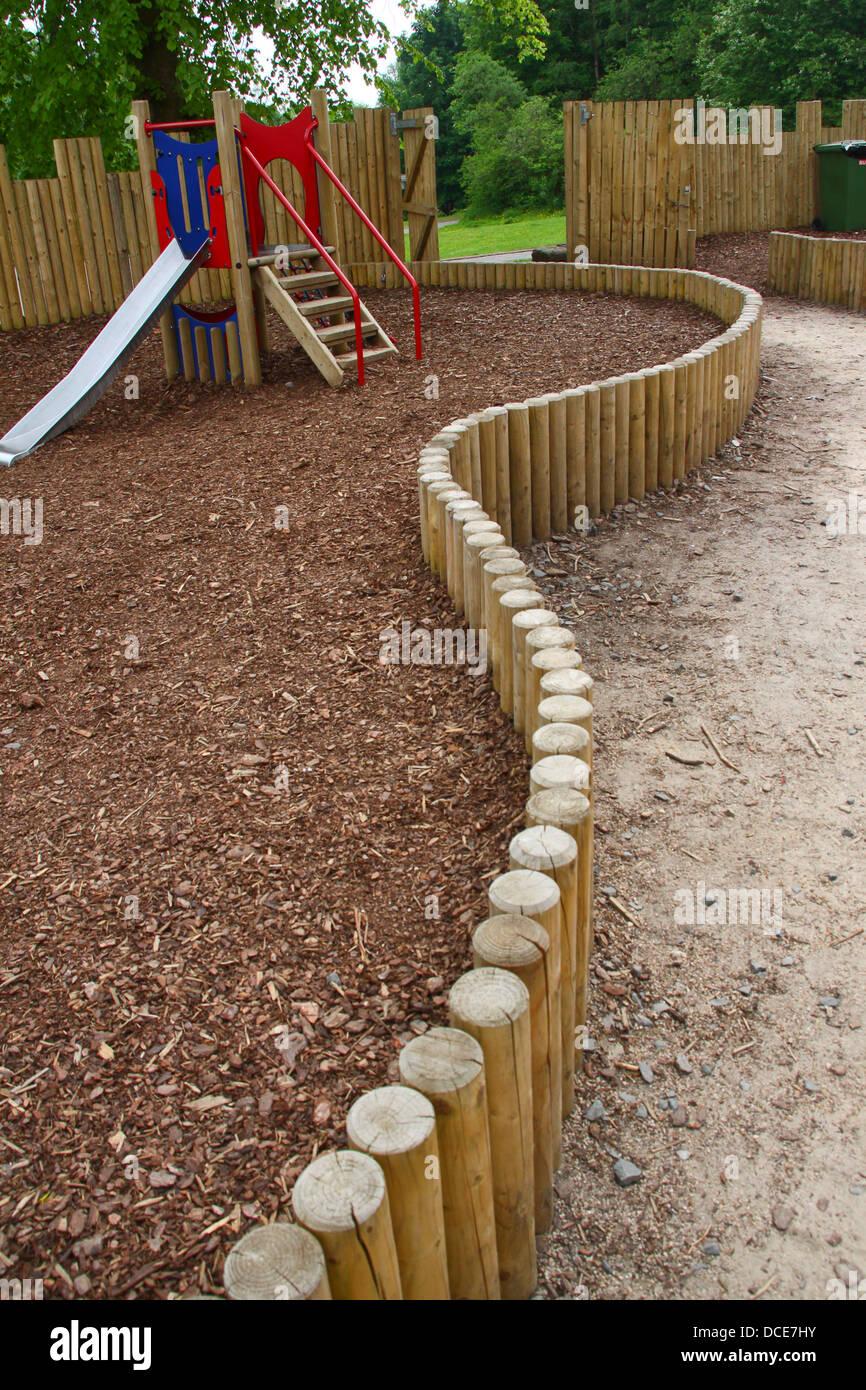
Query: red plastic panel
239,107,321,258
150,171,174,253
205,166,231,269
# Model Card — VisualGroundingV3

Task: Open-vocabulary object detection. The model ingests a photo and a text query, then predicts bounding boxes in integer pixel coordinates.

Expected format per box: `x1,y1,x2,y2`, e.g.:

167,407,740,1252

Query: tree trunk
589,2,600,86
136,1,185,121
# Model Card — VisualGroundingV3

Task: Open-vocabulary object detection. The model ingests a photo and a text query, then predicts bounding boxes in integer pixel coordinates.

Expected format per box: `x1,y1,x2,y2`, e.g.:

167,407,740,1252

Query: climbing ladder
237,110,421,388
250,245,397,387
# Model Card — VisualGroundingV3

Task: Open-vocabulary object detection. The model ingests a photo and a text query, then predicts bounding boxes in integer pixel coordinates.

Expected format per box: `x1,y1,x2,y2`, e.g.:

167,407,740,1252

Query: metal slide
0,236,209,467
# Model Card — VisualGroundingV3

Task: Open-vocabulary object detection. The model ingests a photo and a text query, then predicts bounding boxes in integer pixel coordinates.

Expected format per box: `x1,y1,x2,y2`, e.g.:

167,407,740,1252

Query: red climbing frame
237,107,422,369
304,117,422,362
236,133,367,382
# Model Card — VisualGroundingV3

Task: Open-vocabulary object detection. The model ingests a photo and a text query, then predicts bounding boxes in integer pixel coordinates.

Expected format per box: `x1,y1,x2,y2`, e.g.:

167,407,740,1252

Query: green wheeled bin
813,140,866,232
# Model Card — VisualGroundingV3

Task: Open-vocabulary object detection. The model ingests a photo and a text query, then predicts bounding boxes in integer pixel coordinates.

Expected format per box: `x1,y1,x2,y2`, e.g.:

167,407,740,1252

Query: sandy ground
534,297,866,1301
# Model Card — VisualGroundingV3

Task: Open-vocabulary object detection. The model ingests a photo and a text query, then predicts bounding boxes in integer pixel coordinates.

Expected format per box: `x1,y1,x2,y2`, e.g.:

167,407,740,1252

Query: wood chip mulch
0,286,721,1299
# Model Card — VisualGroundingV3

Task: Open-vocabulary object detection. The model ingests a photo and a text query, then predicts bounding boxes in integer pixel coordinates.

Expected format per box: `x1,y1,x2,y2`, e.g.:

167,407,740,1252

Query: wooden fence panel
565,96,863,259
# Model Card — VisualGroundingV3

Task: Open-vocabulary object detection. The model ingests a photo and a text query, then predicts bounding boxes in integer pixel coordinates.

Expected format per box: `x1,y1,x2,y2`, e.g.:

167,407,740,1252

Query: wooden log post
507,403,533,546
658,363,676,488
528,649,583,750
672,359,688,482
417,465,451,564
584,384,602,518
525,629,578,754
540,667,595,708
464,527,506,630
643,366,661,493
445,499,486,611
224,1222,331,1300
629,372,647,500
525,787,593,1063
614,376,630,504
564,387,587,528
292,1150,403,1299
512,607,556,738
431,484,467,579
449,969,536,1300
498,591,545,717
347,1085,450,1301
488,869,563,1167
481,558,528,683
532,721,591,766
472,915,554,1233
399,1027,500,1300
488,575,540,678
213,91,262,386
452,422,472,493
478,408,498,518
437,488,471,590
527,396,552,539
509,825,579,1119
529,753,591,799
131,100,179,379
537,692,593,756
599,380,617,513
547,392,569,532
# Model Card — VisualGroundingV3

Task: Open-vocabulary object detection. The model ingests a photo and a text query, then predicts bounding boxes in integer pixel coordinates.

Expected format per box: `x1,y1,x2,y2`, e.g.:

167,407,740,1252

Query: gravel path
533,296,866,1301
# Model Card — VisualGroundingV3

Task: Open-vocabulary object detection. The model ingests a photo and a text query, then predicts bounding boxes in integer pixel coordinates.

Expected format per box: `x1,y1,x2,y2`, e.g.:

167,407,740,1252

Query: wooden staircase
250,246,398,386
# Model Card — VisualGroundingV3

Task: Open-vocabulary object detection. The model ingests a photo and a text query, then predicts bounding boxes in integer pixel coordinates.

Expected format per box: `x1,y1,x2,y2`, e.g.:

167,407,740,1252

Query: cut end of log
449,967,530,1030
488,867,561,918
347,1084,436,1157
532,722,590,762
398,1024,484,1095
510,823,577,872
292,1149,385,1233
224,1222,328,1301
472,913,550,968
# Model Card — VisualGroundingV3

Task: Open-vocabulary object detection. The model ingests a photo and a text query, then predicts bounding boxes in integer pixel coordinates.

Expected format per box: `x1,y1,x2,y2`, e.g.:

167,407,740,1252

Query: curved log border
221,261,764,1302
769,231,866,313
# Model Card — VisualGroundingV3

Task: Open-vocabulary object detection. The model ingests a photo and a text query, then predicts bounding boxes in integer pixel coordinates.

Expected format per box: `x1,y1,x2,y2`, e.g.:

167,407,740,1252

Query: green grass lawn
405,210,566,259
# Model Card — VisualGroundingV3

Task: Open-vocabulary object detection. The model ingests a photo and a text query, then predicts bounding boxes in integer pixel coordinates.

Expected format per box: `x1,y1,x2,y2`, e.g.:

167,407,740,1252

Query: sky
345,0,415,105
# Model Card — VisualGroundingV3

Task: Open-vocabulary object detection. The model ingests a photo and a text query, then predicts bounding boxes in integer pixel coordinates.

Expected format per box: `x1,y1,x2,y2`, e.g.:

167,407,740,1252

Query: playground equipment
0,89,422,465
0,237,206,466
135,91,421,389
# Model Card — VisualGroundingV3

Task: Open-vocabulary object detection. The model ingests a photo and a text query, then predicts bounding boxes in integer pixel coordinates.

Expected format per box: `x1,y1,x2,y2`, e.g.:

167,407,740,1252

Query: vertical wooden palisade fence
565,97,866,269
0,101,438,332
221,259,763,1301
768,232,866,312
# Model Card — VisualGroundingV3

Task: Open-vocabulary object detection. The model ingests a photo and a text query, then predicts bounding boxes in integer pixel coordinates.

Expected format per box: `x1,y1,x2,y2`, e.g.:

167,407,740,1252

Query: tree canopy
1,0,863,189
0,0,549,177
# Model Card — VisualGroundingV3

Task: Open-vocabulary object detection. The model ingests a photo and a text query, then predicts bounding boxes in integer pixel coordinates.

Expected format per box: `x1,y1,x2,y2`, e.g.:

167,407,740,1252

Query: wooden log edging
223,262,763,1302
768,230,866,313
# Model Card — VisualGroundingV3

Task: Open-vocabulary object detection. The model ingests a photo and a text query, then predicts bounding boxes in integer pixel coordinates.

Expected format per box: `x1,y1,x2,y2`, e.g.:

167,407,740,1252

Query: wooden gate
398,108,439,262
565,99,695,269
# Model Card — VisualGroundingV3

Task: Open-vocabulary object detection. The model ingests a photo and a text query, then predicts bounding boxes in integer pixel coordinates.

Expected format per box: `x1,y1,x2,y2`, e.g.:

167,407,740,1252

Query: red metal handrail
145,119,217,135
235,131,367,385
304,118,422,361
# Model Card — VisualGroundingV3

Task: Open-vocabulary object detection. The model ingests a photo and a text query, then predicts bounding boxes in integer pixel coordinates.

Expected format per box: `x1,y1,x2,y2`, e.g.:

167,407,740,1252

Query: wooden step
334,344,398,369
297,295,355,317
278,270,340,292
248,245,336,267
317,319,379,344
